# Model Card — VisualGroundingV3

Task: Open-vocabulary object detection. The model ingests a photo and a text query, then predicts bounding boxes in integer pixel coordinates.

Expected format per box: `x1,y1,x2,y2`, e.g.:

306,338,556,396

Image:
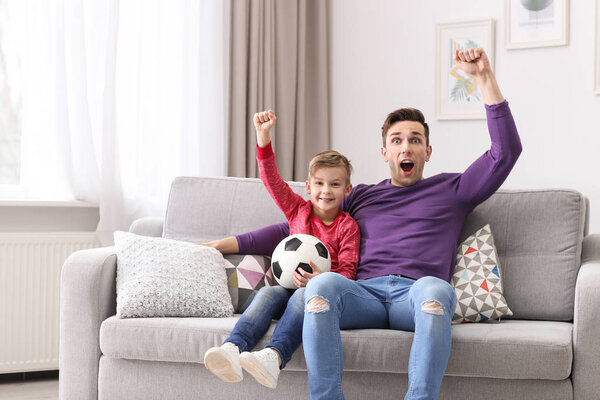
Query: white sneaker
239,348,280,389
204,343,243,383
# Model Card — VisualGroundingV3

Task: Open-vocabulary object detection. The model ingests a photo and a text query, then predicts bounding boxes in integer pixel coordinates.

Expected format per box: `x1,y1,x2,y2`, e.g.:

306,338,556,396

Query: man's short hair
381,108,430,147
308,151,353,184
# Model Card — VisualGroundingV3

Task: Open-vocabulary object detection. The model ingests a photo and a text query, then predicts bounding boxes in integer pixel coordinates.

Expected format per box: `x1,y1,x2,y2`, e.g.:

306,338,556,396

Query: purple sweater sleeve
235,222,290,255
456,100,522,206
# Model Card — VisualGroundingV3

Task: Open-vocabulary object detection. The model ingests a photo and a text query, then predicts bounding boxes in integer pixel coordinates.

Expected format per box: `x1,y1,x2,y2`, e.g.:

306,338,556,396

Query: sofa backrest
460,189,588,321
164,177,589,322
164,176,308,243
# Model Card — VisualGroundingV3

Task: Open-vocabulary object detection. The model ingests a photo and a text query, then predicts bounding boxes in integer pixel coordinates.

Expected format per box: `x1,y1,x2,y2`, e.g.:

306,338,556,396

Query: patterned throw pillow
452,224,513,323
223,254,279,313
114,231,234,318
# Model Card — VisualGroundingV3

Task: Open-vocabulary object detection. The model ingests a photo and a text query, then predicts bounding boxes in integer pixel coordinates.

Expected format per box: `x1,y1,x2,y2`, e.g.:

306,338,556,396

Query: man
233,48,522,399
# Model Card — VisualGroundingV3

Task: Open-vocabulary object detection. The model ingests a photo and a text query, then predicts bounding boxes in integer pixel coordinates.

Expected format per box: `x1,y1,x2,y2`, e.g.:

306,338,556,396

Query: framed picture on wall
505,0,569,49
596,0,600,94
435,19,495,120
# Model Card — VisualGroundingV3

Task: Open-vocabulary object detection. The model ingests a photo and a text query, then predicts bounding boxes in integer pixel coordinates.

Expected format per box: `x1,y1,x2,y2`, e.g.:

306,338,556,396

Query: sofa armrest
573,234,600,400
59,247,117,400
128,217,164,237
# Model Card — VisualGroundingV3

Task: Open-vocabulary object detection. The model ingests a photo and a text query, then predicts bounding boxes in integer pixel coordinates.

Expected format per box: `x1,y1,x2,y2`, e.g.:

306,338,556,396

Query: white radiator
0,232,101,373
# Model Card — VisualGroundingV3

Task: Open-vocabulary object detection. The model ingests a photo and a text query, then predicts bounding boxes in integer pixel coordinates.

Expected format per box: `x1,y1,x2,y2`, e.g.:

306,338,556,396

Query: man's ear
381,146,389,163
305,180,311,194
425,145,432,162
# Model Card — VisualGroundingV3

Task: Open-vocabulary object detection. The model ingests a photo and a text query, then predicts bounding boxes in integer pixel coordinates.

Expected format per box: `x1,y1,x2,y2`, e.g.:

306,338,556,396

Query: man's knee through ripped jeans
306,296,330,313
421,300,445,315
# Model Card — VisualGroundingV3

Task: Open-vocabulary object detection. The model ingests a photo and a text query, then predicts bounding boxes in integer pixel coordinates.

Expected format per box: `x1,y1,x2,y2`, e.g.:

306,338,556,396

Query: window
0,0,21,185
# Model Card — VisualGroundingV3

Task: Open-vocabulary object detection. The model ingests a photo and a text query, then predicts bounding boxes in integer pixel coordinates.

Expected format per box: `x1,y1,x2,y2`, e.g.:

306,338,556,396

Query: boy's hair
381,108,430,147
308,150,353,184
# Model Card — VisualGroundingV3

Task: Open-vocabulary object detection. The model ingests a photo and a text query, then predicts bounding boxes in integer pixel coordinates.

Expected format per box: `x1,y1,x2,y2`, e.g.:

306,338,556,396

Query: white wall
329,0,600,233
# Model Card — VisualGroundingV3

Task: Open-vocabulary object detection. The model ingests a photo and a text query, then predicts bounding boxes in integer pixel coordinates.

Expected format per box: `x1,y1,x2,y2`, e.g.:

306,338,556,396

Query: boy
203,110,360,389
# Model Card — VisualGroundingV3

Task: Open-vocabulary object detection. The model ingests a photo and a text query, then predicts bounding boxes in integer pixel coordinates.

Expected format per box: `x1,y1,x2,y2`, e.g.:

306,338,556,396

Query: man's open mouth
400,161,414,173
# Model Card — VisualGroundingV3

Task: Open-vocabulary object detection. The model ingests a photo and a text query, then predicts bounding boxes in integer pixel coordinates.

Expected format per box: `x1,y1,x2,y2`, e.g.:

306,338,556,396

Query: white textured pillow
114,231,233,318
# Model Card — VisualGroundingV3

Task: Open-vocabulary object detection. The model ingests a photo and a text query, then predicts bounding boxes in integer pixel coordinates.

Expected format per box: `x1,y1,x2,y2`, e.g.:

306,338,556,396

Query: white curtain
16,0,229,244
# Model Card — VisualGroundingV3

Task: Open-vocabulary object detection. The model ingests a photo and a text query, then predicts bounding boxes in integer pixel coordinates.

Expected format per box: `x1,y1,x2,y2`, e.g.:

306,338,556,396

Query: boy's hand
254,110,276,147
293,261,322,288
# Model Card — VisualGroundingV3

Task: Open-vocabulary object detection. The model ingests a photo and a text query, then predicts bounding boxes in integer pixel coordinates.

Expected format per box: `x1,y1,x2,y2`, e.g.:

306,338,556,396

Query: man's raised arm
453,48,522,206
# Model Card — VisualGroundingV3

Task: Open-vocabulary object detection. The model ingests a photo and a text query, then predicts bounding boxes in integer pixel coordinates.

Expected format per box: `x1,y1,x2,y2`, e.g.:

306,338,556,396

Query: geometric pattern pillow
223,254,279,313
451,224,513,323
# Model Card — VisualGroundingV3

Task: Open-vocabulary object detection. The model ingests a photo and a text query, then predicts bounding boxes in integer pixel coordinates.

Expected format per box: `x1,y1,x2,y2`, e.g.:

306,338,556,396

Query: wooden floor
0,372,58,400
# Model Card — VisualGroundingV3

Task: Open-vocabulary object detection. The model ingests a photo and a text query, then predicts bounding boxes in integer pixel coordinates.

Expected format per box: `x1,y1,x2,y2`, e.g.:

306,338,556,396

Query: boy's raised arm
254,110,306,221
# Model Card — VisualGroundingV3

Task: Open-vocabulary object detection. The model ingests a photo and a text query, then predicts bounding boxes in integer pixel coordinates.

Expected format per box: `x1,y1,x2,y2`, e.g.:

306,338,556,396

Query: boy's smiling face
306,166,352,221
381,120,432,187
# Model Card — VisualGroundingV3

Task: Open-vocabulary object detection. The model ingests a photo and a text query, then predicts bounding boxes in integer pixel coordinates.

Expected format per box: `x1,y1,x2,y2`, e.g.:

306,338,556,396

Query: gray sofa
59,176,600,400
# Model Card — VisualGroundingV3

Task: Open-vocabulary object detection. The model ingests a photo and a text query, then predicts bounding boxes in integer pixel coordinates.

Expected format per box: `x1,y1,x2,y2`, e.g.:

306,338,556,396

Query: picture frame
435,19,495,120
596,0,600,94
505,0,569,49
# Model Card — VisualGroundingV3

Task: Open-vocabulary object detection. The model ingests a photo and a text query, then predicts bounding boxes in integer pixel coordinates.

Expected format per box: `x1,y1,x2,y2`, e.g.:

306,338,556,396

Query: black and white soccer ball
271,234,331,289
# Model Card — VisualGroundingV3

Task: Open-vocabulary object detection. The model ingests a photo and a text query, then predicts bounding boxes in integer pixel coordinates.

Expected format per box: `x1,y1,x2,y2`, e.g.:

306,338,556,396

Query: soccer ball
271,234,331,289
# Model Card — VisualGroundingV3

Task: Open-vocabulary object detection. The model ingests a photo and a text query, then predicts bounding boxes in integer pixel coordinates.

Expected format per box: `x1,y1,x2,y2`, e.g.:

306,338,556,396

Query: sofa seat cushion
447,320,572,380
100,316,572,381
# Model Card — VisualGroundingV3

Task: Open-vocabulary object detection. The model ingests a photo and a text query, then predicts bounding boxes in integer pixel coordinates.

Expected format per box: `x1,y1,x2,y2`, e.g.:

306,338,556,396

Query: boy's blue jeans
225,285,304,369
303,272,457,400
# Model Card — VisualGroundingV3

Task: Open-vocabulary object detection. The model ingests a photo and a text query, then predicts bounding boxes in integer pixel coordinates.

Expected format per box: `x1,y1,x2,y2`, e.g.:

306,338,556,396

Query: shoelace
259,351,279,362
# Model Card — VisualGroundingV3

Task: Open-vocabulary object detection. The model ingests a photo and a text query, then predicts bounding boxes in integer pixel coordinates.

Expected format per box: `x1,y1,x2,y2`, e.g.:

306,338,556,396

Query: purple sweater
237,101,522,282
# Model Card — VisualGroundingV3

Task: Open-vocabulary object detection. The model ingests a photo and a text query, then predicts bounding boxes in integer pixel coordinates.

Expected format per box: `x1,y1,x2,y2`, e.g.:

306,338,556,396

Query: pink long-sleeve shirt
257,143,360,280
